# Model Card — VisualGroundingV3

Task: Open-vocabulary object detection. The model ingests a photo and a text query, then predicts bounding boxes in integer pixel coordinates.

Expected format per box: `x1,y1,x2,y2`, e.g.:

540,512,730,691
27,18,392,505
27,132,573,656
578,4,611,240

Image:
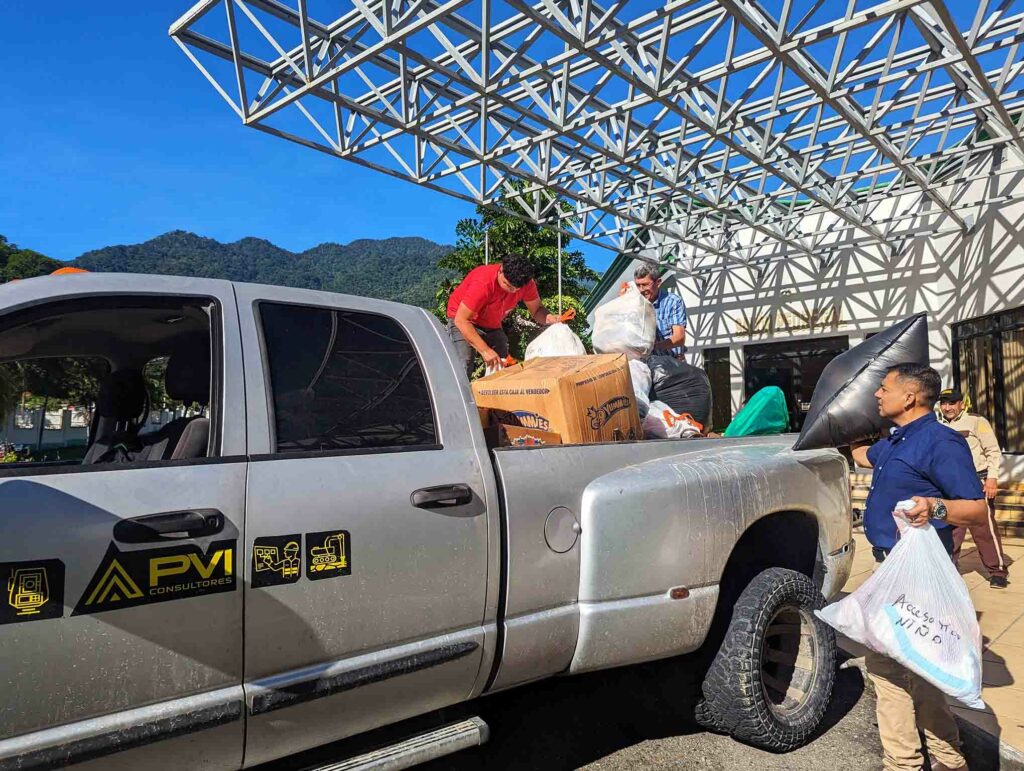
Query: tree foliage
0,236,62,282
432,188,599,359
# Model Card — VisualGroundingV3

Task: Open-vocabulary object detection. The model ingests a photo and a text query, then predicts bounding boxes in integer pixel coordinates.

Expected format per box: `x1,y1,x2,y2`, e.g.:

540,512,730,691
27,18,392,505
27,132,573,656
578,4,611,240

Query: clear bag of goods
642,400,703,439
592,283,657,359
815,502,984,709
629,359,653,418
649,355,712,427
525,323,586,360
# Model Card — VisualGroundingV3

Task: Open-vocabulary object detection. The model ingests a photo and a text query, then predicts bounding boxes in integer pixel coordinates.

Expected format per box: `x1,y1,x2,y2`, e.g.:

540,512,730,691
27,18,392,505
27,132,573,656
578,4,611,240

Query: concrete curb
956,713,1024,771
838,643,1024,771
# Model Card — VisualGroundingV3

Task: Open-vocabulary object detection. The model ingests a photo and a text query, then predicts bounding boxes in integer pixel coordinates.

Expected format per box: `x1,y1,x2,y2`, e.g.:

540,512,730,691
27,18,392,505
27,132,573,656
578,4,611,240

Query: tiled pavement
841,529,1024,754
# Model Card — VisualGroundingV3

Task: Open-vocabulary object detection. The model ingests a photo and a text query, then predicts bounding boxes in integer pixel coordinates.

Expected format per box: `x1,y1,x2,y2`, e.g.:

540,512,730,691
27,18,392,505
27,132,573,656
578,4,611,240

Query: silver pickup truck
0,274,854,770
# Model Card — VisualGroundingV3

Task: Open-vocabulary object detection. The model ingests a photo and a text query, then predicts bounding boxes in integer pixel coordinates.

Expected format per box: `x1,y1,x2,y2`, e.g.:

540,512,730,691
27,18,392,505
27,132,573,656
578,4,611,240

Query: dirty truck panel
0,273,853,770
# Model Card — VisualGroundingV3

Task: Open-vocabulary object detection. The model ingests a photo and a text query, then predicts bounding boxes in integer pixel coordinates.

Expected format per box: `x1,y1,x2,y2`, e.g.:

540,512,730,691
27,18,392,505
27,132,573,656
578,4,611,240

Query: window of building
952,307,1024,454
259,302,437,454
743,336,849,432
703,347,732,433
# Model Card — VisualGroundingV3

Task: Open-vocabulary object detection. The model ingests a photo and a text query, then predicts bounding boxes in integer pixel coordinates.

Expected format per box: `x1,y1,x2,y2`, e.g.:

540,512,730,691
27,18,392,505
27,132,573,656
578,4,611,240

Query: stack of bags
591,284,712,439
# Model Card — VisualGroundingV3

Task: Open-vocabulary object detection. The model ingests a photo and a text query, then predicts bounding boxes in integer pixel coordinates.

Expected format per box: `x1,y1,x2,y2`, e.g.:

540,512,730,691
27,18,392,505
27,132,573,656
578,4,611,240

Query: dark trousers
872,525,955,564
446,319,509,378
952,471,1007,578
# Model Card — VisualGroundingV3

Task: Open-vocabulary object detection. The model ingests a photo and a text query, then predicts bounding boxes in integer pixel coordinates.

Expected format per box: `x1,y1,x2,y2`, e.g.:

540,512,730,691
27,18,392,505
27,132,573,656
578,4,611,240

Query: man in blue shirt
630,265,687,356
852,363,986,771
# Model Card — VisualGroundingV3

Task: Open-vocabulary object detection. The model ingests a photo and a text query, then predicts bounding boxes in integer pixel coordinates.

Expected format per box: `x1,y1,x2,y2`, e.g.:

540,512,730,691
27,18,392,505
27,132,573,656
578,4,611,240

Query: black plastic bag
649,355,712,428
792,314,928,451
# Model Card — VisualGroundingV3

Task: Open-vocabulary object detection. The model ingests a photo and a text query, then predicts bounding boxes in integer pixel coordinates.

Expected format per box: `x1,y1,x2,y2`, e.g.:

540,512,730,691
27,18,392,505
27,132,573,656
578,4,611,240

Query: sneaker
990,576,1009,589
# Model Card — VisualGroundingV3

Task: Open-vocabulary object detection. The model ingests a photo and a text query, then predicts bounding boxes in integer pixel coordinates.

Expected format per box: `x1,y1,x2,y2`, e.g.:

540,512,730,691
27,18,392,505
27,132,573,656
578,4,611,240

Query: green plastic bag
723,386,790,437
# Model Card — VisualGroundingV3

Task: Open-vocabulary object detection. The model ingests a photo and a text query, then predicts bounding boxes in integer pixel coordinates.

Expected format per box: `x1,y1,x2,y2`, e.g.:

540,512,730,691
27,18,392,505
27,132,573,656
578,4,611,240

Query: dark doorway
743,337,849,432
703,347,732,433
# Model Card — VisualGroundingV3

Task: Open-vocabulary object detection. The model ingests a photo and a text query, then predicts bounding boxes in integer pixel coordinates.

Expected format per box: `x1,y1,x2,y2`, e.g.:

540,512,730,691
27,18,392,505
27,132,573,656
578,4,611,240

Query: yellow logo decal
73,541,236,616
0,560,65,625
305,531,352,581
85,559,143,606
8,567,50,615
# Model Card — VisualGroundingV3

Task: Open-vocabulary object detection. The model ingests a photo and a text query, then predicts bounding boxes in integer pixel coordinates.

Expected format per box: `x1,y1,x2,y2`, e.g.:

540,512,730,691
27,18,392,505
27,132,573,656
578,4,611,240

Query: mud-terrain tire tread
699,567,836,752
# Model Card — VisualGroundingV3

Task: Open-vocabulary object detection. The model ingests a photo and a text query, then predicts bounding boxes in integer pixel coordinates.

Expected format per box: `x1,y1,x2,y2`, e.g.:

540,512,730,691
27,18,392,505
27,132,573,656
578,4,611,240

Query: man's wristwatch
930,498,949,521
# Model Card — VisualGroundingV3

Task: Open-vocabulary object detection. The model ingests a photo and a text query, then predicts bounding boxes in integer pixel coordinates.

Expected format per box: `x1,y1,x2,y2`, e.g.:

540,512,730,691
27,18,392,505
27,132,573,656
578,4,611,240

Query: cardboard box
471,354,642,445
500,425,563,447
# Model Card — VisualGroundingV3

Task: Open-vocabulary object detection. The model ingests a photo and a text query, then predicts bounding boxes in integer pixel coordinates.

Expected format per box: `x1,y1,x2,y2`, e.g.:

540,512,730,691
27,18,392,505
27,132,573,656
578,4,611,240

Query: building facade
588,163,1024,483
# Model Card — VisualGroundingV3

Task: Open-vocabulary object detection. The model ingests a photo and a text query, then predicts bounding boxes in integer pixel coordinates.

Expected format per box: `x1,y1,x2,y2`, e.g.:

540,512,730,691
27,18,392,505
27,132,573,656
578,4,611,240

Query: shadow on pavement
429,648,866,770
268,646,867,771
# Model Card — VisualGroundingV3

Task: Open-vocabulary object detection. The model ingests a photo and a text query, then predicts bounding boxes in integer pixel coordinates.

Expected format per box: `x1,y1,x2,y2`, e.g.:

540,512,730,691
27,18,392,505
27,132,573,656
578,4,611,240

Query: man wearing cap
938,387,1008,588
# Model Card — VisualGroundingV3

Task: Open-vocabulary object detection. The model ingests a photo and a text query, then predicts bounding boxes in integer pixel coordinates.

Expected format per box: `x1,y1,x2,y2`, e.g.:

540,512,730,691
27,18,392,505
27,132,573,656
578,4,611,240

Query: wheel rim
760,604,818,720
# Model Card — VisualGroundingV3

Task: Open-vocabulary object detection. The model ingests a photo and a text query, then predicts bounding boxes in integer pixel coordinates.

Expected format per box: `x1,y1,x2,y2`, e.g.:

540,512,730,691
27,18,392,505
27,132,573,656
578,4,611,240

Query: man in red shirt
446,254,560,376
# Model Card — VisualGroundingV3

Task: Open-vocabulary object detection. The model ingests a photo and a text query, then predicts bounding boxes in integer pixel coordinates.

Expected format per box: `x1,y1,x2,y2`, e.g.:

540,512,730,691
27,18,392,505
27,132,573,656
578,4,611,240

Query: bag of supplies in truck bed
592,283,656,359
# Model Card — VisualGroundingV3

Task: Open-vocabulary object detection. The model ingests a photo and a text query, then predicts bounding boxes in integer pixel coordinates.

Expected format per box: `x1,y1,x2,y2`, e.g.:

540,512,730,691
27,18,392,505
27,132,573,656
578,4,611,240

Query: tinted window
260,303,436,453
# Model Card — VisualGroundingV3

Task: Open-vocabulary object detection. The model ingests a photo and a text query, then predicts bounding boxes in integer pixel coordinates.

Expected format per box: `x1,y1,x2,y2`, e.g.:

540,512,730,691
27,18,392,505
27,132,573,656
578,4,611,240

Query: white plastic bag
629,359,652,418
816,502,984,709
642,400,702,439
592,283,657,359
525,323,586,360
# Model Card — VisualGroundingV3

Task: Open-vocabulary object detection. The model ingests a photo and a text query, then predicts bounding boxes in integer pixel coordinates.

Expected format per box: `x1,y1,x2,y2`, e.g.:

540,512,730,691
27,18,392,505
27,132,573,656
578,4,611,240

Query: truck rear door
0,276,246,770
234,286,492,765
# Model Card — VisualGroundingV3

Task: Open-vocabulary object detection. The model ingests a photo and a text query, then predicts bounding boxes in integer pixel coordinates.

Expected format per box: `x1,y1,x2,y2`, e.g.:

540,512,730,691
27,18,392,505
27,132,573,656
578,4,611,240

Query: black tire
699,567,836,752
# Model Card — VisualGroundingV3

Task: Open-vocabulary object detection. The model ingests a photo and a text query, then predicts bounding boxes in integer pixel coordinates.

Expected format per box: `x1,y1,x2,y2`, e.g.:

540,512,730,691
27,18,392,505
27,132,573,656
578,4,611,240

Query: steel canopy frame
170,0,1024,275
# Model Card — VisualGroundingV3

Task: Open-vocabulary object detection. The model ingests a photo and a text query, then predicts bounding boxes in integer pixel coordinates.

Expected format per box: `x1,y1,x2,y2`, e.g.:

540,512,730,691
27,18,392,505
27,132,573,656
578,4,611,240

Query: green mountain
73,230,454,308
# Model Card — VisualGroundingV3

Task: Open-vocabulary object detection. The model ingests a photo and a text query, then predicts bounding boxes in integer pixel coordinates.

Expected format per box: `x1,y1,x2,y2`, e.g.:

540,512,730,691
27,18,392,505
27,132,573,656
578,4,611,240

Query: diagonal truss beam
170,0,1024,272
715,0,969,230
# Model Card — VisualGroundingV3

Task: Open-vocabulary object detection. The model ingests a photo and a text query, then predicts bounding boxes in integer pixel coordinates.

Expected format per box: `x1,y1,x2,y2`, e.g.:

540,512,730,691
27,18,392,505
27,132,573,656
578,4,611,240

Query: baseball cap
938,387,963,402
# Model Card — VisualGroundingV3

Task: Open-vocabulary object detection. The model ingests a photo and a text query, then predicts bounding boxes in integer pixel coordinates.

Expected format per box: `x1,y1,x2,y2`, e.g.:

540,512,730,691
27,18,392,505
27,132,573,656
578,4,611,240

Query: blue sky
1,1,989,273
0,3,614,271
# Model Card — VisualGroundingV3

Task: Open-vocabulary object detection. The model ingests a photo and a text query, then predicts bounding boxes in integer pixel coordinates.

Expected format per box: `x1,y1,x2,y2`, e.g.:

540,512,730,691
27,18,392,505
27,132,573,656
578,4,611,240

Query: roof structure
171,0,1024,276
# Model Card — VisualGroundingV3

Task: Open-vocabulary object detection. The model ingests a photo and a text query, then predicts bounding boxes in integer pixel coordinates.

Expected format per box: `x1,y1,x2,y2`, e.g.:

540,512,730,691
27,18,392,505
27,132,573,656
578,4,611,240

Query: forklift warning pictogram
0,559,64,625
305,530,352,581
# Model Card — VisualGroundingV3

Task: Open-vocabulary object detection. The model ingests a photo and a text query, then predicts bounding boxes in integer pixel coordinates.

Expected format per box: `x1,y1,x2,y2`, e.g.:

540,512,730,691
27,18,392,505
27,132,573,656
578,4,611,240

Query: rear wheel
698,567,835,752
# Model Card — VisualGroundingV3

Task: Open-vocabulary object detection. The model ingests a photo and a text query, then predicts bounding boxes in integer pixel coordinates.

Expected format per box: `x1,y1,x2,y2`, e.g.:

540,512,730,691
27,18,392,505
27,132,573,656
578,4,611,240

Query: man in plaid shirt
625,264,687,357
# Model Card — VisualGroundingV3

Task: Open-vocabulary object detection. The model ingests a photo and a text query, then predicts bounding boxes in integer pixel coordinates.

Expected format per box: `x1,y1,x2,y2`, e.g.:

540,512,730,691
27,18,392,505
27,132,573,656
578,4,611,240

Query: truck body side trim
249,641,480,716
0,700,242,771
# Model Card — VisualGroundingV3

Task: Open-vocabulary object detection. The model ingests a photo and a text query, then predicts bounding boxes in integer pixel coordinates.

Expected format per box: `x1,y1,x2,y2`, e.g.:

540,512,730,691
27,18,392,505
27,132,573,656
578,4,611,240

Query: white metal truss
171,0,1024,273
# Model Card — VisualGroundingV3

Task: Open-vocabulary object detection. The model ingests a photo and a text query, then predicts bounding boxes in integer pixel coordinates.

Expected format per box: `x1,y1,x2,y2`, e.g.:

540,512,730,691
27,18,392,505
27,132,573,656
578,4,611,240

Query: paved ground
419,652,882,771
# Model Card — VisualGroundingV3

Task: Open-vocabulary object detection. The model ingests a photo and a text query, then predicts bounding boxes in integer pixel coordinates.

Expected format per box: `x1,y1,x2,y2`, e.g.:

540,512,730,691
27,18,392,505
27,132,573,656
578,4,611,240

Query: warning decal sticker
305,531,351,581
72,540,236,615
0,559,65,625
252,535,302,588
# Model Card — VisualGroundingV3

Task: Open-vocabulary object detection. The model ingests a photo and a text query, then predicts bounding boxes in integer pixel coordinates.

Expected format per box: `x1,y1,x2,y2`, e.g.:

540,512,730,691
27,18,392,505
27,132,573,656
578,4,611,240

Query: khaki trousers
952,482,1007,579
865,582,966,771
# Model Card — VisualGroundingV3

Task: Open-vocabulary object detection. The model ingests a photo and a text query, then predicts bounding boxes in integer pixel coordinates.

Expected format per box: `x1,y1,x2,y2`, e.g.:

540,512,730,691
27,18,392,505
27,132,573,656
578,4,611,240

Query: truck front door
0,278,246,770
236,287,491,765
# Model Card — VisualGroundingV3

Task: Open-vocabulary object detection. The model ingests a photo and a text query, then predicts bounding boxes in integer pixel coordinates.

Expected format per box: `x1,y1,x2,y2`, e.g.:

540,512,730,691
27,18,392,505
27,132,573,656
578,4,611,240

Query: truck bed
486,435,852,690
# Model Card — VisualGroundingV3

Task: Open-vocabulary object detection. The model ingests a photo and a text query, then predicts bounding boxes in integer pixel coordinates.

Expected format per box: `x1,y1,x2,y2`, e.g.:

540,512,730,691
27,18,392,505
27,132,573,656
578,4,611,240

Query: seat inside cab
0,297,216,469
